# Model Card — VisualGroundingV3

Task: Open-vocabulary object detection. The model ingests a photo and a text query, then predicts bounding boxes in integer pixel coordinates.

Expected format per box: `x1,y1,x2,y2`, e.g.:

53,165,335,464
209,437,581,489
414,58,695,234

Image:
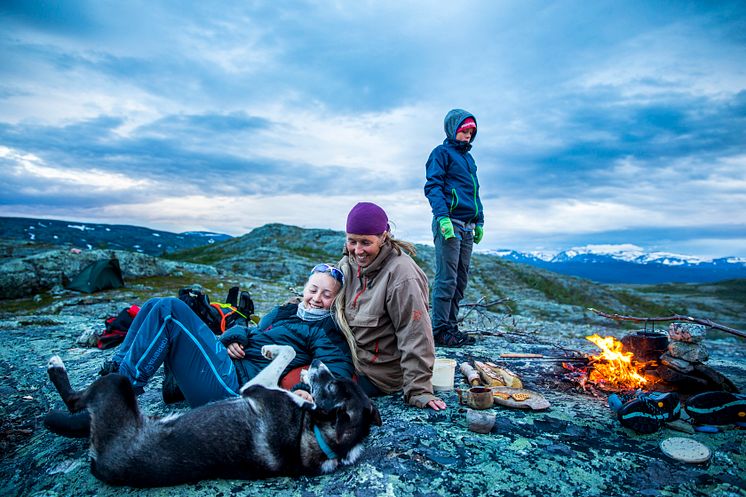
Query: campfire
585,334,649,390
562,324,739,395
563,334,653,393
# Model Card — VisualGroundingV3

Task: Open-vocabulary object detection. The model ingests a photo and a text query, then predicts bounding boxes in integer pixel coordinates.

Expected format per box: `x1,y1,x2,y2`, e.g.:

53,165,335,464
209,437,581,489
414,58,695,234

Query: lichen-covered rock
1,253,745,497
1,295,744,497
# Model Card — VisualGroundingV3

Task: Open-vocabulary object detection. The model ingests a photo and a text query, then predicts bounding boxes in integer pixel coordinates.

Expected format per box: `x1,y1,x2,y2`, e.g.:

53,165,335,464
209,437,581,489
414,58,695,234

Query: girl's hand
226,342,245,359
293,390,314,403
426,398,447,411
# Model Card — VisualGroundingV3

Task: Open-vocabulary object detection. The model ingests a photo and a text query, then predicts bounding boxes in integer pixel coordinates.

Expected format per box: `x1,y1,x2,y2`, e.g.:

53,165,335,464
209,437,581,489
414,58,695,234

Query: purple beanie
346,202,390,235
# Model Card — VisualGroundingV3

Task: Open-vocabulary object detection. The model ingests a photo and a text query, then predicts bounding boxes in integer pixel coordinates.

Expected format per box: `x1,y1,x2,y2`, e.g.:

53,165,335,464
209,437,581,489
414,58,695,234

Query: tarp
65,258,124,293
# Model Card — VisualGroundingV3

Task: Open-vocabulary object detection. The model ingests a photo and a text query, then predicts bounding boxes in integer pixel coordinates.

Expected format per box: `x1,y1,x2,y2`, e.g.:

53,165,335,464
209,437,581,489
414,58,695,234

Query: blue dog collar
313,425,338,460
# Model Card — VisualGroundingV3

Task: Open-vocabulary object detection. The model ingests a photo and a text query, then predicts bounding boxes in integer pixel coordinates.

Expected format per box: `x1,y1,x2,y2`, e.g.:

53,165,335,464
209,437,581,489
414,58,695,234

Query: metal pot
620,331,669,363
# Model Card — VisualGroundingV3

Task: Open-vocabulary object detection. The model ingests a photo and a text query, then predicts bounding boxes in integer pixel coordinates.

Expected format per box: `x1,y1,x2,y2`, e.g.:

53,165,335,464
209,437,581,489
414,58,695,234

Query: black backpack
177,286,254,335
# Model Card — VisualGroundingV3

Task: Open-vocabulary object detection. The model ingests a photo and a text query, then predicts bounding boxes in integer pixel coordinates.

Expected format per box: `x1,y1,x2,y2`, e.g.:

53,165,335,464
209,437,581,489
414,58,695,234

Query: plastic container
432,358,457,391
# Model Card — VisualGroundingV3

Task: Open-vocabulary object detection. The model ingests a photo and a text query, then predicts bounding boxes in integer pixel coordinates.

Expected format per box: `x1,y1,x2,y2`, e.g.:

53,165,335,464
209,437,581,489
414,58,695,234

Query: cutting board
490,386,551,411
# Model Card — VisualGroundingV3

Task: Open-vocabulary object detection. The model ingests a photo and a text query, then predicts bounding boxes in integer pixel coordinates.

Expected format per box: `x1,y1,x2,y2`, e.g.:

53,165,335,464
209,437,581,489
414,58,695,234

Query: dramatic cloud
1,1,745,257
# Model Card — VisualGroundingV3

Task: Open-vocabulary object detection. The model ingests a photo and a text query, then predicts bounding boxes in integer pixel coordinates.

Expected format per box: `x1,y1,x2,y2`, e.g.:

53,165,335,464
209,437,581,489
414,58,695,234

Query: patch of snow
152,233,160,237
29,233,35,240
67,224,94,232
726,257,746,264
491,250,515,257
528,250,556,261
86,244,92,250
208,239,215,244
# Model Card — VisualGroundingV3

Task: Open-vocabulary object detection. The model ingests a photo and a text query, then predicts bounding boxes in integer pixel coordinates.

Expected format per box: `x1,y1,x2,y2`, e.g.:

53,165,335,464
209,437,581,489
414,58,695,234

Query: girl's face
345,233,384,268
456,128,474,142
303,272,341,310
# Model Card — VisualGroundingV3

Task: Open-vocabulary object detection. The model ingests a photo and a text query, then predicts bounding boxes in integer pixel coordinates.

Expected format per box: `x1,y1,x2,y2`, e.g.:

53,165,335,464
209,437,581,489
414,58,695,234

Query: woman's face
303,272,341,310
345,233,384,268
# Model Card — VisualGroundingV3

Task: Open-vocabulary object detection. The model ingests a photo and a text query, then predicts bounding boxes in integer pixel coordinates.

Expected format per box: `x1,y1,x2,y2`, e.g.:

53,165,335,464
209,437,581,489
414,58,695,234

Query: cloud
0,1,745,257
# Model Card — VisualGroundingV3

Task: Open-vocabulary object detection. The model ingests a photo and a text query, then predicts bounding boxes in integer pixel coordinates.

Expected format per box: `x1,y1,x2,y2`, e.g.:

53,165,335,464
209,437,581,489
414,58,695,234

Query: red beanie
456,117,476,134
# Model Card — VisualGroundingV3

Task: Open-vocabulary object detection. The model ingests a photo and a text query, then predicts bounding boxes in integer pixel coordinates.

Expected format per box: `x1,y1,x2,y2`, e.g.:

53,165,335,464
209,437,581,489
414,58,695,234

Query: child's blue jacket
424,109,484,225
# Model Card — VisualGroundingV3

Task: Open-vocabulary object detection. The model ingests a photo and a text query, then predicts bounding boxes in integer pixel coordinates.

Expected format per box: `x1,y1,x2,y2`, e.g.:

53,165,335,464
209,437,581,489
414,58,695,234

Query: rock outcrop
0,243,217,299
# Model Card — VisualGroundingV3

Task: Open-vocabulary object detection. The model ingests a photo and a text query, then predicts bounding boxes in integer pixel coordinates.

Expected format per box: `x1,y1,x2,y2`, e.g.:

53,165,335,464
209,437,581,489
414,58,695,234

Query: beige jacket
337,242,438,407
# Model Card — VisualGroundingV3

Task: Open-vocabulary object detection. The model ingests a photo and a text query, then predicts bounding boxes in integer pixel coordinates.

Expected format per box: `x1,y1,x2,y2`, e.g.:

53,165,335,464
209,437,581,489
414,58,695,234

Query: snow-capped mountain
488,244,746,284
0,217,232,256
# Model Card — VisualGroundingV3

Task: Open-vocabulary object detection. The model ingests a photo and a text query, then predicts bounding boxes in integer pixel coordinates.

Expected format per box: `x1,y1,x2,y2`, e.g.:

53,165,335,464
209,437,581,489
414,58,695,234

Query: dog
46,345,381,487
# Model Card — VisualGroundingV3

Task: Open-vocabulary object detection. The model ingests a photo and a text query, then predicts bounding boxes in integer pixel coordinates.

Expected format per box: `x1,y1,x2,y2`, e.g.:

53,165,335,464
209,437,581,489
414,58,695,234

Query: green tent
66,258,125,293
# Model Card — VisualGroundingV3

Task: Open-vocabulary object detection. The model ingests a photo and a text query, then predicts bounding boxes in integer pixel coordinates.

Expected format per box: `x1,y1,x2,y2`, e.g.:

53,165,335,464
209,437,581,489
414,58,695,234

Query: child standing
424,109,484,347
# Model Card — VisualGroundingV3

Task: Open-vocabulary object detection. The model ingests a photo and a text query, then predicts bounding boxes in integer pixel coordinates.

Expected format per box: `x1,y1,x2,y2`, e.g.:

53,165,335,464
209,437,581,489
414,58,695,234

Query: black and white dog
46,345,381,487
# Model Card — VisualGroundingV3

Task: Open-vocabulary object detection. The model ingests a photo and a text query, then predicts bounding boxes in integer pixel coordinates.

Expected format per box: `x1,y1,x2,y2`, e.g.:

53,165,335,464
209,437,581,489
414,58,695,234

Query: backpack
178,286,254,334
97,304,140,349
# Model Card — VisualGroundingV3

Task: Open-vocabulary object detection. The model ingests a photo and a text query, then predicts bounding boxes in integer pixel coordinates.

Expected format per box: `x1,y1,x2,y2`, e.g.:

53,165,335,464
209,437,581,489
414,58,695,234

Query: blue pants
112,297,240,407
431,218,474,333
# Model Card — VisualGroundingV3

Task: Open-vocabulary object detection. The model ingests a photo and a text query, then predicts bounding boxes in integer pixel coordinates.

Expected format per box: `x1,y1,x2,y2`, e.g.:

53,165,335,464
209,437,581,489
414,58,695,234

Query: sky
1,1,745,258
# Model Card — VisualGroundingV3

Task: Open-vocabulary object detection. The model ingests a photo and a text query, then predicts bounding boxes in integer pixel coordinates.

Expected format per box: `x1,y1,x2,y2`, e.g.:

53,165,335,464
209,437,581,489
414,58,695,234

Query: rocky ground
1,275,744,497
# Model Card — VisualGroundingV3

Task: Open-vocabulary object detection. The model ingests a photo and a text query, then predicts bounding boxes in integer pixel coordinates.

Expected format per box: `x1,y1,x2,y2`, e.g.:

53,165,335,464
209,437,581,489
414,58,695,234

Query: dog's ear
335,410,351,441
368,404,382,427
310,407,338,423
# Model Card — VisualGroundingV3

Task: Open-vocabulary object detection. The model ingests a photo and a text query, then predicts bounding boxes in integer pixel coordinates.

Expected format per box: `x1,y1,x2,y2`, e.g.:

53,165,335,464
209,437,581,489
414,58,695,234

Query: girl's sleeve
424,147,450,219
307,326,355,380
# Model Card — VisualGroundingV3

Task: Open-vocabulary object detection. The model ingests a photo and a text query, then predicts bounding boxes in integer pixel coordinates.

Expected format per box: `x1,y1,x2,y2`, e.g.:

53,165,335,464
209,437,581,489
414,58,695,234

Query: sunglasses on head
311,263,344,286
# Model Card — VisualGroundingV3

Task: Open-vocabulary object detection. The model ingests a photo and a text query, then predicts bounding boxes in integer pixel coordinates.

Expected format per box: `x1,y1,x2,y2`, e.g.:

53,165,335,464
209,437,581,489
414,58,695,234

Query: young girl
45,264,350,436
424,109,484,347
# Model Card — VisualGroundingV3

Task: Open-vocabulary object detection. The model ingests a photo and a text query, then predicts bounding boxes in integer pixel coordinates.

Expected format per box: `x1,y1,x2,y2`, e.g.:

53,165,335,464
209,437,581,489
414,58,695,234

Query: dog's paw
261,345,295,360
261,345,277,360
48,355,65,371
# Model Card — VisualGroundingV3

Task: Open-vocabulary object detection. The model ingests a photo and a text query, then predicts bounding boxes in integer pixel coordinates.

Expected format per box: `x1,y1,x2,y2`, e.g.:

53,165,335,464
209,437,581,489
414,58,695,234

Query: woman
334,202,447,411
45,264,351,436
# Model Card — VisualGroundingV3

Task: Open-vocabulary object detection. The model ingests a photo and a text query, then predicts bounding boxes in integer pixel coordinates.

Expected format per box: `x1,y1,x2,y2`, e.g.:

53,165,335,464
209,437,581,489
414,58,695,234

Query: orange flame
585,334,647,390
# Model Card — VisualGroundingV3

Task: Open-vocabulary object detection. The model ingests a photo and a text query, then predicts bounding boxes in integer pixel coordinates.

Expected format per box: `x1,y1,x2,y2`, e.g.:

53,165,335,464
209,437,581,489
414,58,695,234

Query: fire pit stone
660,353,695,373
668,340,709,363
668,323,706,344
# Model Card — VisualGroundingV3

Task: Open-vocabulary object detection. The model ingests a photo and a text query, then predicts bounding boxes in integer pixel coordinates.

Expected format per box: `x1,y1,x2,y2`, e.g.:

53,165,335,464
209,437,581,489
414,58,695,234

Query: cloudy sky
1,1,745,258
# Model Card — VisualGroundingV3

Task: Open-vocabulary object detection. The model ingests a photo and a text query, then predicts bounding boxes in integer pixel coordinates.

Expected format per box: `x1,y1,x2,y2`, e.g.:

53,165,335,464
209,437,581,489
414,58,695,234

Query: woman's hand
293,390,314,403
426,398,447,411
226,342,245,359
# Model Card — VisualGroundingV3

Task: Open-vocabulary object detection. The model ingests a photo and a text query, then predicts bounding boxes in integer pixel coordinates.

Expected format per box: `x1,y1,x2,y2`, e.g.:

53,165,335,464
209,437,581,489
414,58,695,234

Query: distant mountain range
2,217,744,284
489,244,746,284
0,217,232,256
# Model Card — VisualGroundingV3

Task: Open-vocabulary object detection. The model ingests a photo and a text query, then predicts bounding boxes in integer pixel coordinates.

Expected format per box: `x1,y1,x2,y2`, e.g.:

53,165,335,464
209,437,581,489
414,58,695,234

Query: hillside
168,223,746,329
1,223,745,496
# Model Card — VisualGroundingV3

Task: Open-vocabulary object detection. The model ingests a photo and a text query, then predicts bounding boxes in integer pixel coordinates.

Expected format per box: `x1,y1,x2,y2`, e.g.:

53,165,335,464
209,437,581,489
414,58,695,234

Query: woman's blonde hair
381,231,417,256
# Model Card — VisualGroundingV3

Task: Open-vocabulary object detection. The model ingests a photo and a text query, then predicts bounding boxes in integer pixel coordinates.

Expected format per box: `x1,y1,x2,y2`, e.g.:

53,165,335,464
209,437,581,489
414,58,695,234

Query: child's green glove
474,225,484,244
438,217,455,240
